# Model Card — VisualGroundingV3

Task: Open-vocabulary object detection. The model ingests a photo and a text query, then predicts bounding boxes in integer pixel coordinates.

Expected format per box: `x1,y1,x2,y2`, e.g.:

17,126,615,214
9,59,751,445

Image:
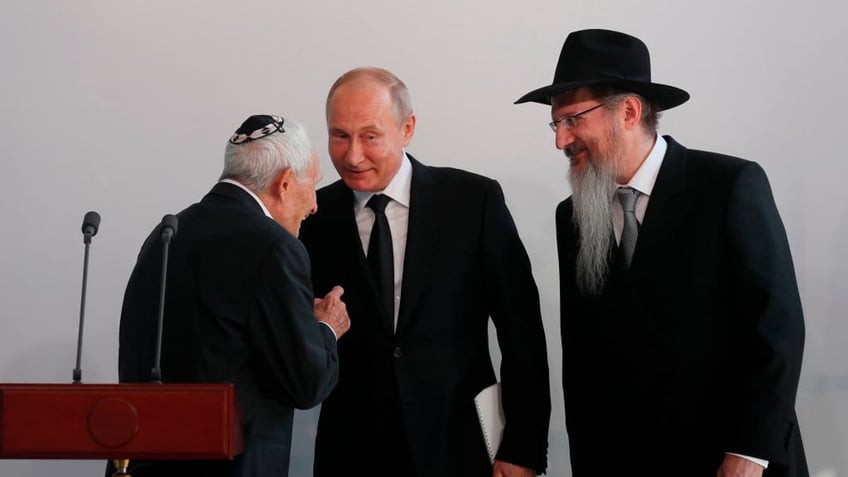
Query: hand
314,286,350,338
716,454,765,477
492,460,535,477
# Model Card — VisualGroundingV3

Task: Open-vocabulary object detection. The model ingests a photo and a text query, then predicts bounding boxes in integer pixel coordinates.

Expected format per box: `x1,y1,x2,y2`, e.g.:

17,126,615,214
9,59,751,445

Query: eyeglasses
548,103,605,132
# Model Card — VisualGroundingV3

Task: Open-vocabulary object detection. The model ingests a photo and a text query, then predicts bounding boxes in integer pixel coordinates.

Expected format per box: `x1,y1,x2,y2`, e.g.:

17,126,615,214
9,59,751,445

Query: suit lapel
395,157,440,337
320,183,394,332
322,180,414,337
608,137,692,348
630,136,691,278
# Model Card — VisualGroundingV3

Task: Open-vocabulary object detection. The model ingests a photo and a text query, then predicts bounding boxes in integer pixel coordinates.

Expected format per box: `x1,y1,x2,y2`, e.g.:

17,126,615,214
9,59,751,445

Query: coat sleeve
480,180,552,473
247,235,340,409
723,162,805,464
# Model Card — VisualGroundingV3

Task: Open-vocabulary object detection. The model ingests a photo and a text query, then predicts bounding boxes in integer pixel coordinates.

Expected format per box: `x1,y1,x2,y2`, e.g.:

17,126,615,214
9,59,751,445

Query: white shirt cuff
319,321,338,340
726,452,768,469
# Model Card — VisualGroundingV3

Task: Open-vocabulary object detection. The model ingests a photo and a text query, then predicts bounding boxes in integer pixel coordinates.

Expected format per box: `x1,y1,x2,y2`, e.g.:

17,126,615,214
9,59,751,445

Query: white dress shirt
353,153,412,332
611,137,768,469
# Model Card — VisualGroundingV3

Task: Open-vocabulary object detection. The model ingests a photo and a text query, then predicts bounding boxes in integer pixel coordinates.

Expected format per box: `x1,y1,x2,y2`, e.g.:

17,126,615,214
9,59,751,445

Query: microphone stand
150,231,170,384
151,215,177,383
73,211,99,384
72,235,91,384
114,215,177,476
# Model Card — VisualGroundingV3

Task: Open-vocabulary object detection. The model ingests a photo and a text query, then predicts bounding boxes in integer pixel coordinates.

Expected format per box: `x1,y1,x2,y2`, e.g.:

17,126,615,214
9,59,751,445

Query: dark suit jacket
116,182,339,477
299,157,551,476
556,137,807,477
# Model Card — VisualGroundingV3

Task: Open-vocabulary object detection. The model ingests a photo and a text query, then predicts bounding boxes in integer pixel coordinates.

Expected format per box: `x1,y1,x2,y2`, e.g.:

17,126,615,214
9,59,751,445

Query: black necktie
366,194,394,329
616,187,639,270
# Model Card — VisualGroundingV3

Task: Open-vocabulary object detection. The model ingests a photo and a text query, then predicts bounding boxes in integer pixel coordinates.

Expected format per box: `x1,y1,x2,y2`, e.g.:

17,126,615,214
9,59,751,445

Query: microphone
73,211,101,383
151,214,179,383
81,211,100,244
160,214,178,244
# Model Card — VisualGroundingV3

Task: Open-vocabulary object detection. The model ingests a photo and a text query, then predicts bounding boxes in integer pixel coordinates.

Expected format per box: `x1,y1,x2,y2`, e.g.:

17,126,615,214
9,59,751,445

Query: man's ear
272,167,295,200
621,96,643,130
401,113,416,147
265,167,294,201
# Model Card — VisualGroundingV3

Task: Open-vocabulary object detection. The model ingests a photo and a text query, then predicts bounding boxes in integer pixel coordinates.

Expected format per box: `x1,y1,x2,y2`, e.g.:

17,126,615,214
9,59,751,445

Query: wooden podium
0,215,246,473
0,382,243,469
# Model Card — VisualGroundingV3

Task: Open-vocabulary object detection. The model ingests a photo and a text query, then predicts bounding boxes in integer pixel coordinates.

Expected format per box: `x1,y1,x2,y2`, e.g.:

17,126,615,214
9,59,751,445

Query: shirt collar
219,178,273,218
353,151,413,210
621,135,667,196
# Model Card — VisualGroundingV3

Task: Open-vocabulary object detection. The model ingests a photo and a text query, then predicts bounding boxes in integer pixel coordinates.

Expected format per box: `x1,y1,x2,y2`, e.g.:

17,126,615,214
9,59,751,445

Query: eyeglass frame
548,103,606,132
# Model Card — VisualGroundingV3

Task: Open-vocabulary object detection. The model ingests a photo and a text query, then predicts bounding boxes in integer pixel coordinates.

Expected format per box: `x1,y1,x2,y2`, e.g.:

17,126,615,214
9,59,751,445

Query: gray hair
568,119,624,296
326,67,413,125
220,118,314,193
589,86,661,135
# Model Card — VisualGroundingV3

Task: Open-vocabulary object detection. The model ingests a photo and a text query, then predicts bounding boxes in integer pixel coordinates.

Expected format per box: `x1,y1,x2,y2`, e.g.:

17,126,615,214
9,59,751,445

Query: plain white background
1,1,845,476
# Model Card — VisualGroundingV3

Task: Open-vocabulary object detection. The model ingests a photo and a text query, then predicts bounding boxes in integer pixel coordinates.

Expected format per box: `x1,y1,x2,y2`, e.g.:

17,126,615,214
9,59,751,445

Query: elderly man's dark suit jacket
556,136,808,477
116,182,339,477
299,157,551,476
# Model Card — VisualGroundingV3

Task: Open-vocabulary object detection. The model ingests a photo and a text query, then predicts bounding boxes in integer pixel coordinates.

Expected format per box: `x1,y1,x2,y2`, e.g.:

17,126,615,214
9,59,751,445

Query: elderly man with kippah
112,115,350,477
516,29,808,477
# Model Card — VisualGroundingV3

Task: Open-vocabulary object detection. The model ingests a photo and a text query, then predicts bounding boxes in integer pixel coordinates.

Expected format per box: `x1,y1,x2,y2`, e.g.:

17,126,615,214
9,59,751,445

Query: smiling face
550,87,625,176
326,79,415,192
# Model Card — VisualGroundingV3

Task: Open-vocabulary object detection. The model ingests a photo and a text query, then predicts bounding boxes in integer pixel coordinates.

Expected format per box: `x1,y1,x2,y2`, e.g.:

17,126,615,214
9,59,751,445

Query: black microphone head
81,211,101,236
160,214,179,241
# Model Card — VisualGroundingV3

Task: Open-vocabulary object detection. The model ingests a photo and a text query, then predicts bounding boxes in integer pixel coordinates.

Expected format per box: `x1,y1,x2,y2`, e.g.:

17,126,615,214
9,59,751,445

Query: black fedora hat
515,29,689,110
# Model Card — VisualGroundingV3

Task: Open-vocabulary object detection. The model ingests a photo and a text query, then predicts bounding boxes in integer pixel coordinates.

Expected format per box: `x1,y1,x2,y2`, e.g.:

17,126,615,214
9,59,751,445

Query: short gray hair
326,67,413,125
220,118,314,193
589,86,661,135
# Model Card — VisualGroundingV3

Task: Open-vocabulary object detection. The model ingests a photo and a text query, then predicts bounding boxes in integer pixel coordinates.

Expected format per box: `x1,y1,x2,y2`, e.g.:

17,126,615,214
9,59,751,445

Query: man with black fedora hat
516,29,808,477
113,114,350,476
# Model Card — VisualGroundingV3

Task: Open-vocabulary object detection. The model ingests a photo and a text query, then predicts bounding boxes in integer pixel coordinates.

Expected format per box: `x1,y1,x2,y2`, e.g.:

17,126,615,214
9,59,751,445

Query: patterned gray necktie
616,187,639,270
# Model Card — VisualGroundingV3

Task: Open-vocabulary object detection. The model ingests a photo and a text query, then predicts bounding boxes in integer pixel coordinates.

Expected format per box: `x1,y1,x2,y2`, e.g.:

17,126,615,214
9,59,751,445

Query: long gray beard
566,130,623,296
569,161,617,296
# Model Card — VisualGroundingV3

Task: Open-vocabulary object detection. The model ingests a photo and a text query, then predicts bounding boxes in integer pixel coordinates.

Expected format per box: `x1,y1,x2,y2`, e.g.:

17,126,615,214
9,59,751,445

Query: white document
473,382,504,463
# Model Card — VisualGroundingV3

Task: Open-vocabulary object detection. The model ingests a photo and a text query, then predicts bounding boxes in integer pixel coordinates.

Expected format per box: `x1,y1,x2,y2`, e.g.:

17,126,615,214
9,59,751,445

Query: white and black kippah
229,115,285,144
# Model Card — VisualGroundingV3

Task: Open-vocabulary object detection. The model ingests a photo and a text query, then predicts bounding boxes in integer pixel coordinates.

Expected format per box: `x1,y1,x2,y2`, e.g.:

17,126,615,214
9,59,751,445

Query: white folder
473,382,504,463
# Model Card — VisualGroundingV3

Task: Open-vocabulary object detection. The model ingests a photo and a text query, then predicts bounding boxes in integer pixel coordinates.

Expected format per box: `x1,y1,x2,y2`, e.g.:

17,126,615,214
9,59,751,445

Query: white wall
1,1,845,476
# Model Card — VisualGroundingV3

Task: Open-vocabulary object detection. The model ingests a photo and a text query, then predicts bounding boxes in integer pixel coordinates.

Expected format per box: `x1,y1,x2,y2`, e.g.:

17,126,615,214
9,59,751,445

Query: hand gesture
314,286,350,338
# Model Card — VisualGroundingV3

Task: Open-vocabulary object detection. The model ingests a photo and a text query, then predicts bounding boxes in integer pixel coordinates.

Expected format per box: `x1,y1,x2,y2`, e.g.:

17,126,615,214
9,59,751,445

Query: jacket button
393,347,402,358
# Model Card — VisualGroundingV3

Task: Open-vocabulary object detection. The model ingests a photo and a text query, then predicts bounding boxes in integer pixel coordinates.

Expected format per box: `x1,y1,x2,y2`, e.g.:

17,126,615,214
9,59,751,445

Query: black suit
299,157,551,476
116,182,339,477
556,137,807,476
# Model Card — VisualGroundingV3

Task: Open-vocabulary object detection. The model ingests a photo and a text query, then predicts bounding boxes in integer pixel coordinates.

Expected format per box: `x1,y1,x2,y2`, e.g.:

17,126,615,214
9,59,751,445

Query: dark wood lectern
0,383,243,463
0,214,245,473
